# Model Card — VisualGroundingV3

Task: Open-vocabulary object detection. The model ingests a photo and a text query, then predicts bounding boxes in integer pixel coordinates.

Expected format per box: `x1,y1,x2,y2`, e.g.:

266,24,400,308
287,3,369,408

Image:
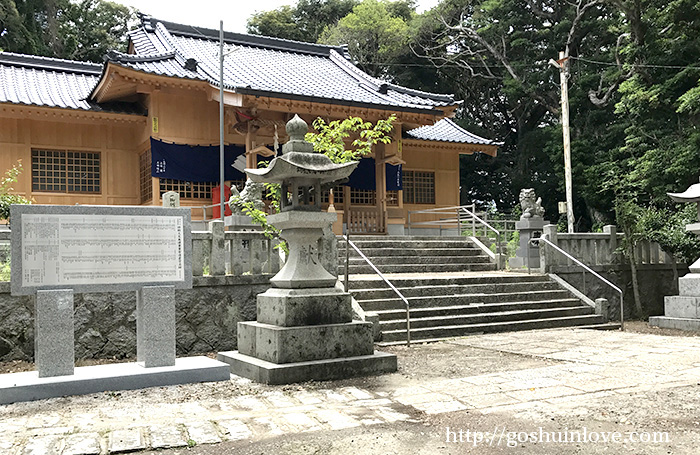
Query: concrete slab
0,356,230,405
649,316,700,332
218,350,397,385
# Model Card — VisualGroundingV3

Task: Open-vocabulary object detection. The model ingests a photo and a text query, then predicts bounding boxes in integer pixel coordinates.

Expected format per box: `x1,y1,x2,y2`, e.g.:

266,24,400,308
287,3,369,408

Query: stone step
380,314,608,343
344,255,491,266
339,235,466,240
574,322,622,330
342,263,497,274
339,240,477,249
338,247,485,257
373,298,584,320
343,274,551,289
351,281,561,300
357,290,573,312
379,306,596,331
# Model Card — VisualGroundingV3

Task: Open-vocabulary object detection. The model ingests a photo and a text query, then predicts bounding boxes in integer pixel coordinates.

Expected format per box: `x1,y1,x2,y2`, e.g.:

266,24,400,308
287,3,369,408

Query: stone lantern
650,183,700,331
218,115,397,383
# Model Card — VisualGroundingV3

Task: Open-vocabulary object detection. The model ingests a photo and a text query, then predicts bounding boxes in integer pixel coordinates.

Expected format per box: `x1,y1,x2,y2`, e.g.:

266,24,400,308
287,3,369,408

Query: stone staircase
337,236,496,274
337,235,617,345
346,274,616,345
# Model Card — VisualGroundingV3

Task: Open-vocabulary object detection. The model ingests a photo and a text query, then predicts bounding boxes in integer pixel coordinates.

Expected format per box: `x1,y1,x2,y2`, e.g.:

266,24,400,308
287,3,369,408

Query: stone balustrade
191,220,282,277
540,224,673,269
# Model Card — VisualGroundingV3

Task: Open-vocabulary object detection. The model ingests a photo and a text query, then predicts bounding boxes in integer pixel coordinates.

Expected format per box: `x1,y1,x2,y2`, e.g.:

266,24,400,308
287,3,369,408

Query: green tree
247,0,358,43
2,0,134,61
0,0,30,52
59,0,134,62
319,0,412,78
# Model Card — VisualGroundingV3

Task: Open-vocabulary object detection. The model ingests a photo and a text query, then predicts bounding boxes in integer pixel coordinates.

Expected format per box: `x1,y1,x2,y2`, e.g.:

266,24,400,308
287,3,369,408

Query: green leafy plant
232,115,395,250
0,255,10,282
0,161,31,222
305,115,396,163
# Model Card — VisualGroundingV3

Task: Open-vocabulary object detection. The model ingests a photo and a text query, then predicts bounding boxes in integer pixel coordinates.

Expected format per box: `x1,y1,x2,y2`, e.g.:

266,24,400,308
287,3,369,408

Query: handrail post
619,290,625,331
457,207,462,236
471,203,476,236
344,229,350,293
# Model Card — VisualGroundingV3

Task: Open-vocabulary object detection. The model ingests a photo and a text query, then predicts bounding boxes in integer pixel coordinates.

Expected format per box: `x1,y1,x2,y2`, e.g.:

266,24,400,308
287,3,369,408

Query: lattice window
403,171,435,204
159,179,216,200
350,188,376,206
139,150,153,203
31,150,100,193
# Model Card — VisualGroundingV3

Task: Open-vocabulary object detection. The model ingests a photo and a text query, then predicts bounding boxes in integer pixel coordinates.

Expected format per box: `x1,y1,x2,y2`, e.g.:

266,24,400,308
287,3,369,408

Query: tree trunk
626,241,643,318
671,255,679,294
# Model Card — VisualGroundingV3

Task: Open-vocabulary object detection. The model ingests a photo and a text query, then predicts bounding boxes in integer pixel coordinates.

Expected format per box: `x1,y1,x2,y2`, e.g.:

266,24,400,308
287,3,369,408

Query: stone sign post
2,205,228,404
510,188,550,269
218,115,397,384
650,183,700,331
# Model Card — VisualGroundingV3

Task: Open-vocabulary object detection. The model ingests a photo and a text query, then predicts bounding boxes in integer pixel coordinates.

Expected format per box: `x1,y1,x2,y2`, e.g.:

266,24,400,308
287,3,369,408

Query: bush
0,161,31,222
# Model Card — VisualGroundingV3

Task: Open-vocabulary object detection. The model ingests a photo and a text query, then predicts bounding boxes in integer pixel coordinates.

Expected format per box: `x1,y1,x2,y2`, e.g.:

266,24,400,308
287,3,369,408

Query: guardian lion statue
519,188,545,218
228,180,266,215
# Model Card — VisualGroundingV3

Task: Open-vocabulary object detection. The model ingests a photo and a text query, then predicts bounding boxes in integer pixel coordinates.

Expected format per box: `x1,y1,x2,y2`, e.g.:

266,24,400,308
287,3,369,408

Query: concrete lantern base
217,350,397,385
651,273,700,332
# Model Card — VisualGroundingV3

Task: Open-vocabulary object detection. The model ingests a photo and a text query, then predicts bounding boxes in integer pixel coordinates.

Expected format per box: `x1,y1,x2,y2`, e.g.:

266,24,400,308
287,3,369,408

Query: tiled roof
405,118,501,146
0,52,143,115
102,16,458,114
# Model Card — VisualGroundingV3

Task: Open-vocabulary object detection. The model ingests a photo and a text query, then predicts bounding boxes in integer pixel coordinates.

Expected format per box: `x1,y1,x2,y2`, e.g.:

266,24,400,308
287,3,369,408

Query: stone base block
217,350,397,385
0,356,230,405
664,296,700,319
678,274,700,296
256,287,352,326
237,321,374,364
649,316,700,332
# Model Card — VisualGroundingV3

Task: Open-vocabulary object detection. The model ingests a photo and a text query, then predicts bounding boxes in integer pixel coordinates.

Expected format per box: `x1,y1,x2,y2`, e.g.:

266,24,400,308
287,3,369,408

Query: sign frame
10,205,192,296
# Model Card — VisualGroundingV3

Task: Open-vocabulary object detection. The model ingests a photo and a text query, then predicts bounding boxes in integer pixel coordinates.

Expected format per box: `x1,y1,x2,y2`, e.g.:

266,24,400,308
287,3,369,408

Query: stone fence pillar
538,224,558,273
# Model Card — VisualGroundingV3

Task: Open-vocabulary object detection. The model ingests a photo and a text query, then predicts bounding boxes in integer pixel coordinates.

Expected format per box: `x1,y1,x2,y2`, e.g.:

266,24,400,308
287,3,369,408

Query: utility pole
550,51,574,233
218,20,225,222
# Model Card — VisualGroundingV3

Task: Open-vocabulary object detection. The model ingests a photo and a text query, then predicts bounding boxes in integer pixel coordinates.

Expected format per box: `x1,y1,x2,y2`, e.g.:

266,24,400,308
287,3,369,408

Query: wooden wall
399,144,461,224
0,111,144,206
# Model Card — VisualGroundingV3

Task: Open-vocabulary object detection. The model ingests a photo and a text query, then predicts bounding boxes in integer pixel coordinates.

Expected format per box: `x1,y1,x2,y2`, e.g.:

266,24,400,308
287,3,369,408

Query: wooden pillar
375,143,387,233
150,89,161,206
245,123,258,169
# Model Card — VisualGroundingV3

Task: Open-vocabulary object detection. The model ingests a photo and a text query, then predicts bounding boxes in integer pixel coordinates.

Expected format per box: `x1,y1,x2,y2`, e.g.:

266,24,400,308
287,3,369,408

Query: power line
570,56,700,70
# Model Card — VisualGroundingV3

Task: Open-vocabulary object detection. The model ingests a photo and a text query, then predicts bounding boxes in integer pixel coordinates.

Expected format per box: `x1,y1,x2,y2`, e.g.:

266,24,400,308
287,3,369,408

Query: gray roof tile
0,52,144,115
106,17,457,114
405,118,502,146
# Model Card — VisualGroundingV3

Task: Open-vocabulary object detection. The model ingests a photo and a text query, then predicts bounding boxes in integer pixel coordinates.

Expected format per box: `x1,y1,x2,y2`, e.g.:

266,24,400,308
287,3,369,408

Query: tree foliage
319,0,413,78
247,0,359,43
1,0,134,61
0,161,31,222
305,115,396,163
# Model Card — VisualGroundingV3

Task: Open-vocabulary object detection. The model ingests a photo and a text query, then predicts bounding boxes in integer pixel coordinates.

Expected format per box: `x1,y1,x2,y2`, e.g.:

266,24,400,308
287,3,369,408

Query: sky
113,0,442,34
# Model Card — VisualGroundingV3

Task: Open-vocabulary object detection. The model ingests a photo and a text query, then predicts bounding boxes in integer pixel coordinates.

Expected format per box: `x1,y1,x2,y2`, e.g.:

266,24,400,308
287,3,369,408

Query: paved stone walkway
2,328,700,454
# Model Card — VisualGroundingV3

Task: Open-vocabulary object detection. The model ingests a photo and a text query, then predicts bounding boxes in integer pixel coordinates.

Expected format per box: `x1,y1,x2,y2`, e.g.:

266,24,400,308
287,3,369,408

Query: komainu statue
229,180,266,215
519,188,545,218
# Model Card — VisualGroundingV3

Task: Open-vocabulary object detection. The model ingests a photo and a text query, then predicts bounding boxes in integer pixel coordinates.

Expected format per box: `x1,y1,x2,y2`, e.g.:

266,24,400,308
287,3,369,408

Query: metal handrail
342,234,412,346
459,206,502,265
406,204,509,268
532,236,624,330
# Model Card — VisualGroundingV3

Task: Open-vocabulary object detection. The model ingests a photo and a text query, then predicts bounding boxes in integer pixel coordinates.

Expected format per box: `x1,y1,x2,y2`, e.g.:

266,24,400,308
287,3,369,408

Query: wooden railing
346,207,385,234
